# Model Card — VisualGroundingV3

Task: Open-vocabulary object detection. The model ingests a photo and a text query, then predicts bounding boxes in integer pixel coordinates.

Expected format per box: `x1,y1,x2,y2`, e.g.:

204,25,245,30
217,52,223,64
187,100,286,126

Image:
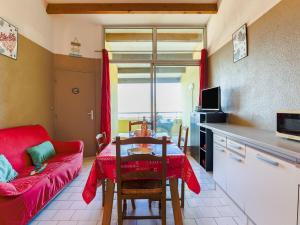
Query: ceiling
46,0,217,25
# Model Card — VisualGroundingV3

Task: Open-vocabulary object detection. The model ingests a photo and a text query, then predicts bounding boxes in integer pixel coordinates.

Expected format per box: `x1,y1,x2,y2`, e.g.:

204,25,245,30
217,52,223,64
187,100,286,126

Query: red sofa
0,125,84,225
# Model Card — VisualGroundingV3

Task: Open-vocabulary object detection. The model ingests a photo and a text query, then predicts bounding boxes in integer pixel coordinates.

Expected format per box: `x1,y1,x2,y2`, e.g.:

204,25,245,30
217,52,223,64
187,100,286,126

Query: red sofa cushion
0,125,51,172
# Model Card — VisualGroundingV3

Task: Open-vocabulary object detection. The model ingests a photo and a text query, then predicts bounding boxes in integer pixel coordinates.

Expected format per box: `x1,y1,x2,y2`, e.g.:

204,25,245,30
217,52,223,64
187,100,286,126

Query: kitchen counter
198,123,300,162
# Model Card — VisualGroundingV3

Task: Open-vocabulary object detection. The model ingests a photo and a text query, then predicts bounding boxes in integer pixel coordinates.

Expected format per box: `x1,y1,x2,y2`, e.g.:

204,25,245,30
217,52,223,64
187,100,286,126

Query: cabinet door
226,151,246,210
245,147,300,225
213,143,227,191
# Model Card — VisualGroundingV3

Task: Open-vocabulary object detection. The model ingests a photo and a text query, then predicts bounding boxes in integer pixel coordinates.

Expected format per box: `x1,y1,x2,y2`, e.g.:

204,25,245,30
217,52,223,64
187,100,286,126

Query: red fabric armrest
0,182,31,197
51,140,84,154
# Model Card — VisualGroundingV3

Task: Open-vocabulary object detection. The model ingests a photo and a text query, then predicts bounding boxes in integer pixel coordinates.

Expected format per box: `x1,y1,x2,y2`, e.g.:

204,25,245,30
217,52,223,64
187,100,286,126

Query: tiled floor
29,157,250,225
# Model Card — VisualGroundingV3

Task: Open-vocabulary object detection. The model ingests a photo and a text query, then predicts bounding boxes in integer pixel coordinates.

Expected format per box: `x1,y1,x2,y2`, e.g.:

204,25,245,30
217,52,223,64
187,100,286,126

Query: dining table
82,135,201,225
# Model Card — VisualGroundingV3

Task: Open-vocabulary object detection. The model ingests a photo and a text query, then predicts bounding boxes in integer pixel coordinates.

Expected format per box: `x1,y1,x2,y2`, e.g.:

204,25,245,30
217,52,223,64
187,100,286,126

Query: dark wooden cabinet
190,111,227,171
190,112,201,163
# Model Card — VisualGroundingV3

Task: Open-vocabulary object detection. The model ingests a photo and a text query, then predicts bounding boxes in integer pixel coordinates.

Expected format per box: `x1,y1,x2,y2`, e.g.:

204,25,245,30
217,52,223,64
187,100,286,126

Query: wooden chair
96,133,136,208
96,132,107,207
149,125,189,208
129,120,152,132
177,125,189,208
116,136,167,225
96,132,106,155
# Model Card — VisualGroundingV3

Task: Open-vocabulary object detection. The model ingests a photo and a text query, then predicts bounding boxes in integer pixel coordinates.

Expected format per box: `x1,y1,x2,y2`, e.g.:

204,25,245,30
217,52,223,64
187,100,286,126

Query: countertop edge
198,123,300,163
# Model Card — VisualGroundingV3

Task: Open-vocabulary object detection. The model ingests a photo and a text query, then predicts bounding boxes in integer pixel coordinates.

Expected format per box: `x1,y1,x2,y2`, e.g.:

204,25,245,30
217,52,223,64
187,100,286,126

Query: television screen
201,87,220,110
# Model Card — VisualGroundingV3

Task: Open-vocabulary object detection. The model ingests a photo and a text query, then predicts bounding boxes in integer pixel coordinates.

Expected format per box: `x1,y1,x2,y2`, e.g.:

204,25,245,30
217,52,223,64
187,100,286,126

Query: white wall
0,0,53,51
207,0,282,55
52,16,103,59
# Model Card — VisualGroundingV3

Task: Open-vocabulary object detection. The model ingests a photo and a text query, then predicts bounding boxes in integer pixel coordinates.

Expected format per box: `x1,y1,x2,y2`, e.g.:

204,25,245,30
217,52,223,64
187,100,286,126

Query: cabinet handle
215,146,225,153
256,154,279,167
229,153,243,162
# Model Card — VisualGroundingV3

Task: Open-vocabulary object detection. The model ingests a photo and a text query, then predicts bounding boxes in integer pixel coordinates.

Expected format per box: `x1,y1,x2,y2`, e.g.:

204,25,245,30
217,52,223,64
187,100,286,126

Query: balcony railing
118,111,183,120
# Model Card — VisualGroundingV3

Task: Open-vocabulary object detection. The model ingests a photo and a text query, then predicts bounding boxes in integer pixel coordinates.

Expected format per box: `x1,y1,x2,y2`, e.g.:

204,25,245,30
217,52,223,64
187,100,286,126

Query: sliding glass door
154,65,199,140
105,27,205,138
111,62,153,136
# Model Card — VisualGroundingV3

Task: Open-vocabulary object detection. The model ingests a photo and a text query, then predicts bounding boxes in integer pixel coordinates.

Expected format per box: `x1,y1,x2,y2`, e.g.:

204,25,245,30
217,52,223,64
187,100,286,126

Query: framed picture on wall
232,24,248,63
0,17,18,60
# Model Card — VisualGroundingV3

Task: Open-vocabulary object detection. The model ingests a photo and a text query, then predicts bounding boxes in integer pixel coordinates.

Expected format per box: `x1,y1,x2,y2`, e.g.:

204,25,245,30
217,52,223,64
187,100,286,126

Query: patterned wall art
232,24,248,63
0,18,18,59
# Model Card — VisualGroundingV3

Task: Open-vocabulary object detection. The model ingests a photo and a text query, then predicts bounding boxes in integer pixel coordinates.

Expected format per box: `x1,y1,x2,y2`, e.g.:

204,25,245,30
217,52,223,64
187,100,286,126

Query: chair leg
118,197,123,225
122,200,127,217
102,180,115,225
101,179,106,207
131,199,136,210
181,180,185,208
170,178,183,225
161,196,166,225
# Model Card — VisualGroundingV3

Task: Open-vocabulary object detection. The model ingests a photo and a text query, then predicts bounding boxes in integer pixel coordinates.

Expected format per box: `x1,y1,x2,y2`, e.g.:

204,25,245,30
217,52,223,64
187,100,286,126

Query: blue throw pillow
0,155,18,182
27,141,56,166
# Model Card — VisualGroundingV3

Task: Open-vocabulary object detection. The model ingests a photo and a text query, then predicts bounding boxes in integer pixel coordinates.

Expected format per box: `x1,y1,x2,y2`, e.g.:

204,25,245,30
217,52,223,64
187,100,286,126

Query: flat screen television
201,86,221,111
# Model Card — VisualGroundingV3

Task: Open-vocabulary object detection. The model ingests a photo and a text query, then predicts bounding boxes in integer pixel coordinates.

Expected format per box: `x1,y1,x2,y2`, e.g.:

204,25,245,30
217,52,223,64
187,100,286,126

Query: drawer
227,139,245,156
214,143,226,153
214,134,226,147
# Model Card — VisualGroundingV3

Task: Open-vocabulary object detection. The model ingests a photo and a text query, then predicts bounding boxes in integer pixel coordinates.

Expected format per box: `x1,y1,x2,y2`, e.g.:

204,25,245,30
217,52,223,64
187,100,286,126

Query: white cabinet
245,147,300,225
214,134,226,147
226,150,246,210
213,143,228,191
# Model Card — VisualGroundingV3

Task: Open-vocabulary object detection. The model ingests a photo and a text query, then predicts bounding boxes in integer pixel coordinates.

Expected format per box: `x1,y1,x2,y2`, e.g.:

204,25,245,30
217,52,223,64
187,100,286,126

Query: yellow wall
180,67,199,127
110,63,119,137
180,43,202,127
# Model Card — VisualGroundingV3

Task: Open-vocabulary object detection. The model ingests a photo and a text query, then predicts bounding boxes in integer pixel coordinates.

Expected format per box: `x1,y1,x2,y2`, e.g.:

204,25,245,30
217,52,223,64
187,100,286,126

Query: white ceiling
46,0,217,25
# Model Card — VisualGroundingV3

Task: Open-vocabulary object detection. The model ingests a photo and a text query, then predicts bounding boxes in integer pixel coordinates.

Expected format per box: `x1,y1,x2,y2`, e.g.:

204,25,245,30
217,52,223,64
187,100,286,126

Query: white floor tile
47,201,73,210
57,221,77,225
71,209,101,221
215,217,238,225
217,206,237,217
52,210,75,221
196,218,218,225
29,157,249,225
37,221,58,225
198,207,222,218
35,210,58,221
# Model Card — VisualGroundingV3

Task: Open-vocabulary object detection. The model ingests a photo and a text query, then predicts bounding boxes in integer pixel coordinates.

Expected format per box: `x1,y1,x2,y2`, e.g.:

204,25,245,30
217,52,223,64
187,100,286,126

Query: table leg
102,179,115,225
169,178,183,225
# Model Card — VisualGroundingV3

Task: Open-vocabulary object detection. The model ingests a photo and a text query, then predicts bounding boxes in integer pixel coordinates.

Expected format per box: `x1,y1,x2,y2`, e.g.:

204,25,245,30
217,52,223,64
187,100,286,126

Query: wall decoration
0,17,18,59
69,38,82,57
232,24,248,63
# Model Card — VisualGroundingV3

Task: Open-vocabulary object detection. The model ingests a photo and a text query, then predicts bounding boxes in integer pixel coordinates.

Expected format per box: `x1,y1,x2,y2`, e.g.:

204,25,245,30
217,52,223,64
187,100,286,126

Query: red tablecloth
82,143,201,204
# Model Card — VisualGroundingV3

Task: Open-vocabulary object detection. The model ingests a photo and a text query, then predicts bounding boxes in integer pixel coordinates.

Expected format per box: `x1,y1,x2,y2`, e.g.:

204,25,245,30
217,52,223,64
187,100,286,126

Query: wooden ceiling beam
46,3,218,14
106,33,202,42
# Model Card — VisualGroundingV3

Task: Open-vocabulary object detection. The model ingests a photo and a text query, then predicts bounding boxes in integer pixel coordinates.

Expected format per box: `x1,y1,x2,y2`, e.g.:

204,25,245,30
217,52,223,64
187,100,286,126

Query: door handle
88,110,94,120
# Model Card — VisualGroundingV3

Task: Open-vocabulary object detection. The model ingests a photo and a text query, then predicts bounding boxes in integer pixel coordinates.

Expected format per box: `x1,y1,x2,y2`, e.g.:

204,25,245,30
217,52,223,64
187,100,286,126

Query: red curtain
100,49,111,144
199,48,208,106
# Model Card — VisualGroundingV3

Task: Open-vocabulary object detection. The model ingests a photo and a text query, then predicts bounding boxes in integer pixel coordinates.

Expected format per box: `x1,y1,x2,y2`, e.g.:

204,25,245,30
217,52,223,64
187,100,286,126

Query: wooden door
54,70,96,157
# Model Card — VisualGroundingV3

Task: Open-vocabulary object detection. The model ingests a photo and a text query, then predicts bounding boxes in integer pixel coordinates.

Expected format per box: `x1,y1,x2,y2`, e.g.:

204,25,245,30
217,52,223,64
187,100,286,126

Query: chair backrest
177,125,189,154
116,136,167,187
129,120,152,132
96,132,106,154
